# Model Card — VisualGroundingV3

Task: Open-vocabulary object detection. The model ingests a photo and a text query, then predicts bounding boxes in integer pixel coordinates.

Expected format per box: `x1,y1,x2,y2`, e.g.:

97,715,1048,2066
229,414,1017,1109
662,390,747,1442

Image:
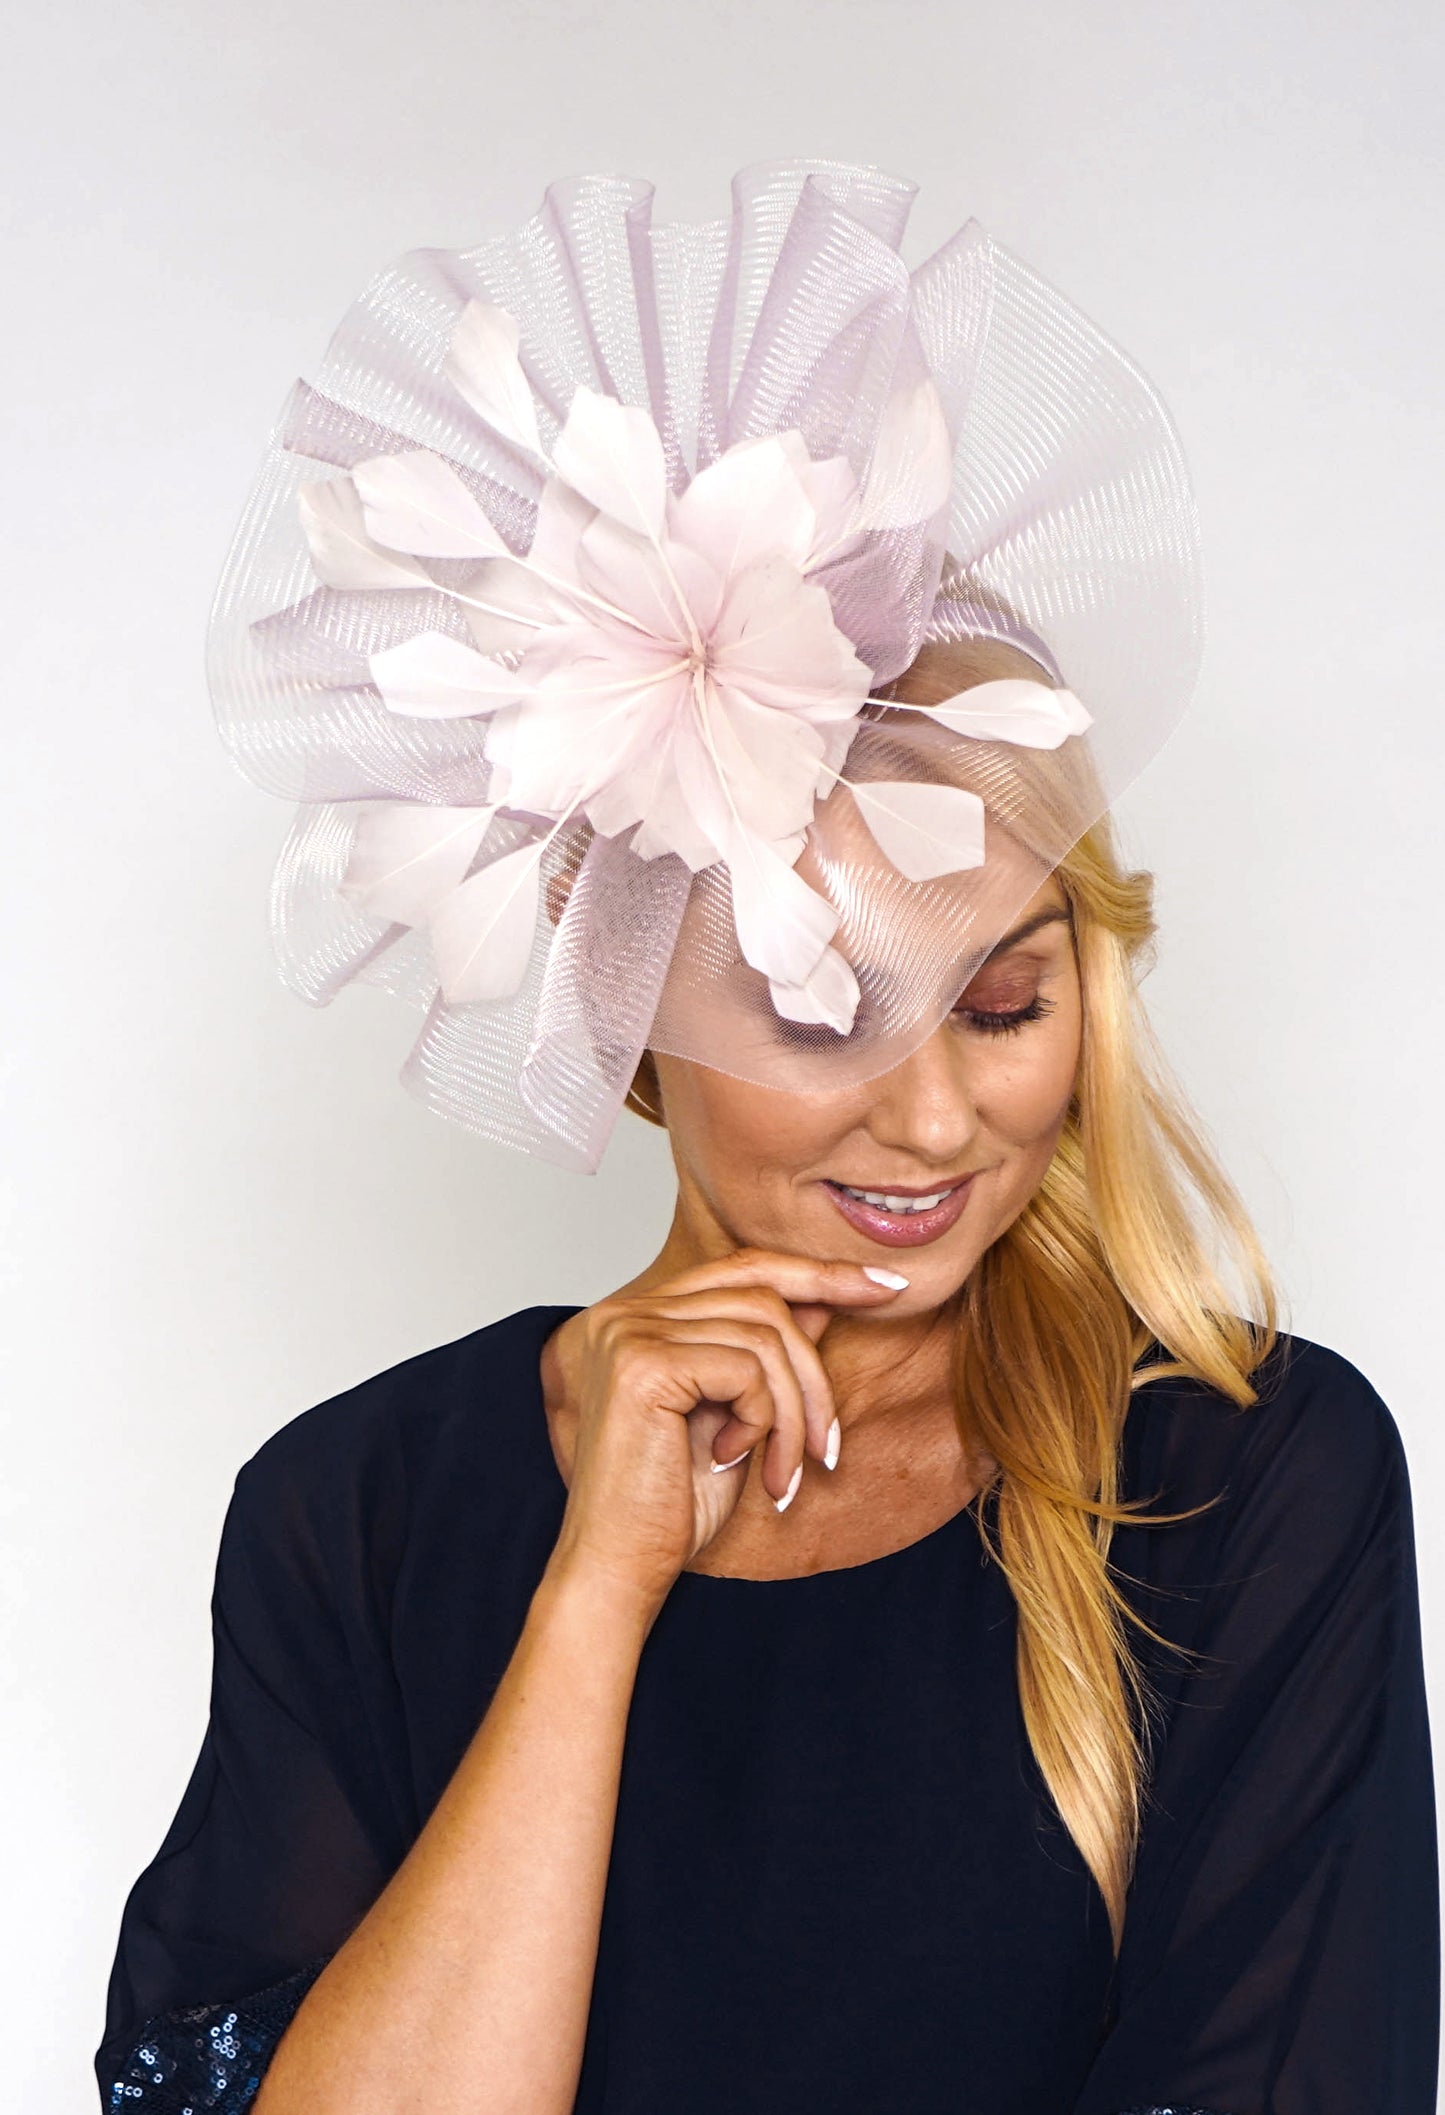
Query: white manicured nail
775,1461,803,1513
863,1266,909,1289
823,1416,841,1470
710,1447,752,1472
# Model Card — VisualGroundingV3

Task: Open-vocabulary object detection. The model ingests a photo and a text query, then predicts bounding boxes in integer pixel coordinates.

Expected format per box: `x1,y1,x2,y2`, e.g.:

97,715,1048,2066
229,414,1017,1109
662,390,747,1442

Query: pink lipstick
820,1174,975,1248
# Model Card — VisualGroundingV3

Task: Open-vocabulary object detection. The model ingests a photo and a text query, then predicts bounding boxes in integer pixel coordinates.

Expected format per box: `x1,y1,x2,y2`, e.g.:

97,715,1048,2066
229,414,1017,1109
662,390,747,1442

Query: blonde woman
97,167,1437,2115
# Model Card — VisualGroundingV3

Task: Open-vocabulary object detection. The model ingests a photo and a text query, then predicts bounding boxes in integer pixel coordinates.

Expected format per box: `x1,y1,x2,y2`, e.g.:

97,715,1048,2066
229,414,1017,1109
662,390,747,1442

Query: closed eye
952,993,1057,1037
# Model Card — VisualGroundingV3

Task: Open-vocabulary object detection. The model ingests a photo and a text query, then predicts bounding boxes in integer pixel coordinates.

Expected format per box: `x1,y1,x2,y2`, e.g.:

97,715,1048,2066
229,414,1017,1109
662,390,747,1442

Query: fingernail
863,1266,910,1289
774,1461,803,1513
710,1447,752,1473
823,1416,841,1471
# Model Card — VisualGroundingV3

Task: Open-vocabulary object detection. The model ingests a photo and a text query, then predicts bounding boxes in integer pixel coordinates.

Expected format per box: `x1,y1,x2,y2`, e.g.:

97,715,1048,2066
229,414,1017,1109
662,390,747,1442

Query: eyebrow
974,904,1073,961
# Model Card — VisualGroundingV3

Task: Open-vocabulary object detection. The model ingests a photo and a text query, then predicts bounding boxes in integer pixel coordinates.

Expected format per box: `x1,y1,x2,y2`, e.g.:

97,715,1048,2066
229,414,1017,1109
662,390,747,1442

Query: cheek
657,1059,861,1182
974,1005,1081,1149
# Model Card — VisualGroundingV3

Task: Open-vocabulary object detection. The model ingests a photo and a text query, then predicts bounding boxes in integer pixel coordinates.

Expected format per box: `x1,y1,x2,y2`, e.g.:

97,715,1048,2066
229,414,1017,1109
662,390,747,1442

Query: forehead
796,796,1060,973
985,875,1073,944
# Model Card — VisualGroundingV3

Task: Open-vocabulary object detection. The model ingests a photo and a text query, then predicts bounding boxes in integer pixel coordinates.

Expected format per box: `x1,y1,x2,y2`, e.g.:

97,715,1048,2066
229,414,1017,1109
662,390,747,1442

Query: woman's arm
250,1250,896,2115
252,1549,659,2115
98,1253,895,2114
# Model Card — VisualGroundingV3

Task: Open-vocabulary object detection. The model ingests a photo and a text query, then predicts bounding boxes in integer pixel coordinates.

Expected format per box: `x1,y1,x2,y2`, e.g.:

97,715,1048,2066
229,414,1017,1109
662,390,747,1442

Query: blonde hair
624,633,1279,1949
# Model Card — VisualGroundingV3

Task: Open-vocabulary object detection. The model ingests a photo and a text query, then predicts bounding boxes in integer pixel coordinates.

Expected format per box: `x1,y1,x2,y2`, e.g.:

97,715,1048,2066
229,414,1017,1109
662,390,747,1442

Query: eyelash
953,993,1057,1037
765,990,1057,1046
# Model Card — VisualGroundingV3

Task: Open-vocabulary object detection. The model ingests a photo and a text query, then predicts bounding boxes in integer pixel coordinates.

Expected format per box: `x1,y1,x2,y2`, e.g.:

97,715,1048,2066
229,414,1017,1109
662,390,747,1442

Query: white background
3,0,1443,2102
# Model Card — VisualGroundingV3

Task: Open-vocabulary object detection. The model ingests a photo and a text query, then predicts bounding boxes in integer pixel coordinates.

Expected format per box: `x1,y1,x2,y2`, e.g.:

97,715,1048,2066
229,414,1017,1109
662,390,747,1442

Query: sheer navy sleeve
95,1394,415,2112
1073,1339,1439,2115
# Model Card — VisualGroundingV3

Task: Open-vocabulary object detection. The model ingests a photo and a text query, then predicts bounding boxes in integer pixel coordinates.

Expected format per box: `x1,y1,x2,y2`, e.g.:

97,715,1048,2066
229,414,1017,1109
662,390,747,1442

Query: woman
97,166,1438,2113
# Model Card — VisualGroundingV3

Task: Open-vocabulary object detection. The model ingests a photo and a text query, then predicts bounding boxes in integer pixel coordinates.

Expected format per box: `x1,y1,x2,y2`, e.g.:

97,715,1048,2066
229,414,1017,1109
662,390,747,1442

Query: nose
861,1019,981,1166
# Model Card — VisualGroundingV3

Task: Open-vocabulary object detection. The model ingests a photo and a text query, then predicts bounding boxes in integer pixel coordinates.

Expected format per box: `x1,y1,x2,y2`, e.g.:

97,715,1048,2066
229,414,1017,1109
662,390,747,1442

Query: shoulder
1250,1330,1407,1479
1116,1330,1420,1666
230,1302,578,1540
1126,1328,1411,1538
199,1302,579,1684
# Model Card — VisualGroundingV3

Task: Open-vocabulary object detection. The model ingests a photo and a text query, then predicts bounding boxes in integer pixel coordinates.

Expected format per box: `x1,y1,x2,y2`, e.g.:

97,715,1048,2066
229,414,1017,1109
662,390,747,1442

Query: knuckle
750,1286,792,1327
724,1347,766,1395
608,1326,658,1378
595,1316,633,1366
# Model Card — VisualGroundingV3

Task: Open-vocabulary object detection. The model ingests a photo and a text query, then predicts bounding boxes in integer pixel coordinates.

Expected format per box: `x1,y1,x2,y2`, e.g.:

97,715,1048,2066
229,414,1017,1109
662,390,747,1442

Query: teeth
839,1184,954,1214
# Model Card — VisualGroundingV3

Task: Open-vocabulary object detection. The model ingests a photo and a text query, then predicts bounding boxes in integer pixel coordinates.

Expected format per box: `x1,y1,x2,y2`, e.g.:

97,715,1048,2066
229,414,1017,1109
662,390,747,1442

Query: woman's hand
541,1248,908,1611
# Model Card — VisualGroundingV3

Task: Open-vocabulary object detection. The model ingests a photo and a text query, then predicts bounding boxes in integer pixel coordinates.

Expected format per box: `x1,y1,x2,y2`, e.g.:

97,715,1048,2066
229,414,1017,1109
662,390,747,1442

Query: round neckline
529,1303,983,1590
675,1495,977,1588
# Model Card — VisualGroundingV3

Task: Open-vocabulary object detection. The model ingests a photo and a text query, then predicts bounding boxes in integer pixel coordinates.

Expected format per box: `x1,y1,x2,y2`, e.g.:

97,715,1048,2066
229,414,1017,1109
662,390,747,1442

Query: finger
610,1325,785,1482
627,1288,835,1463
609,1327,774,1433
649,1318,808,1504
788,1303,840,1347
654,1247,910,1315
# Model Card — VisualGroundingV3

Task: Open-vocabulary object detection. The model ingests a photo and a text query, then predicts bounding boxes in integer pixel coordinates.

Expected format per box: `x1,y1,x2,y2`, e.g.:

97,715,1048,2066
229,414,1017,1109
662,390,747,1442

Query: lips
821,1175,975,1249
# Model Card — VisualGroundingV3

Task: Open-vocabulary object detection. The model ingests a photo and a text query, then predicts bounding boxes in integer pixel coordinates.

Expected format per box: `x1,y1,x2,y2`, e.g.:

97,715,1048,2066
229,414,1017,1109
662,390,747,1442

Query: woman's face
651,874,1084,1318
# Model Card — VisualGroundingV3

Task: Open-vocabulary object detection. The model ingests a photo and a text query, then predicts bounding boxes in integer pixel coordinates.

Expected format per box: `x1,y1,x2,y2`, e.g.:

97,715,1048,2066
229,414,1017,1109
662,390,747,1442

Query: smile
820,1175,976,1248
836,1184,956,1214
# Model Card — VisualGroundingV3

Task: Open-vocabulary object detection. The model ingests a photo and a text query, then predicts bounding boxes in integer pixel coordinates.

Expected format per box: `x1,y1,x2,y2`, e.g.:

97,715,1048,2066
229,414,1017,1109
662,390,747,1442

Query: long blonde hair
624,633,1280,1949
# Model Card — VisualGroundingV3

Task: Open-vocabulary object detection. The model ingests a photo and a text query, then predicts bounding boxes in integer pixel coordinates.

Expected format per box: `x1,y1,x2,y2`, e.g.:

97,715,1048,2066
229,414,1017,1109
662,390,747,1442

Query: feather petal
710,561,871,714
444,301,543,458
848,779,986,881
575,512,689,640
342,803,498,925
667,435,815,578
463,553,576,630
704,679,826,843
428,838,542,1002
910,679,1093,749
782,442,865,570
528,477,596,574
768,943,861,1035
459,593,538,658
354,450,511,559
552,387,668,538
857,379,954,530
725,829,839,985
298,478,432,590
370,631,531,718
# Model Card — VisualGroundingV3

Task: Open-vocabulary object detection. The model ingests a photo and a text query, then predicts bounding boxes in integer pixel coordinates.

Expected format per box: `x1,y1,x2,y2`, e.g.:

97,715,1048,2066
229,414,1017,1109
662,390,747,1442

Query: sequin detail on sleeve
104,1956,329,2112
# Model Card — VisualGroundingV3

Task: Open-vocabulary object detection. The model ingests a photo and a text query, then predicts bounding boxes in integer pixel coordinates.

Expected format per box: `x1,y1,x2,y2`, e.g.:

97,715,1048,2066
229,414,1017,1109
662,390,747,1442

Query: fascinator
208,160,1201,1172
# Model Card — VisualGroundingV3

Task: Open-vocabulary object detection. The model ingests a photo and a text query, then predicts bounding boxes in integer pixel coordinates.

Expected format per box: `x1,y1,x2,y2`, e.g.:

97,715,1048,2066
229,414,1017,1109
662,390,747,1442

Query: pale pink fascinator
207,160,1202,1172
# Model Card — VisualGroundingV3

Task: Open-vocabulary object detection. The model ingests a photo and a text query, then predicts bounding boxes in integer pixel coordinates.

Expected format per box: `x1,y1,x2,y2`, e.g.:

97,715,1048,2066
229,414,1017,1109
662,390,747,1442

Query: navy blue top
96,1306,1440,2114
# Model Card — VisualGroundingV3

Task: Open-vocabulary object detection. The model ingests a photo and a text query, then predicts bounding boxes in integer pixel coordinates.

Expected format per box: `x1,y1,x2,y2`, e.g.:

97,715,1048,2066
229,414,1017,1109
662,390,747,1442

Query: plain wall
3,0,1442,2102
